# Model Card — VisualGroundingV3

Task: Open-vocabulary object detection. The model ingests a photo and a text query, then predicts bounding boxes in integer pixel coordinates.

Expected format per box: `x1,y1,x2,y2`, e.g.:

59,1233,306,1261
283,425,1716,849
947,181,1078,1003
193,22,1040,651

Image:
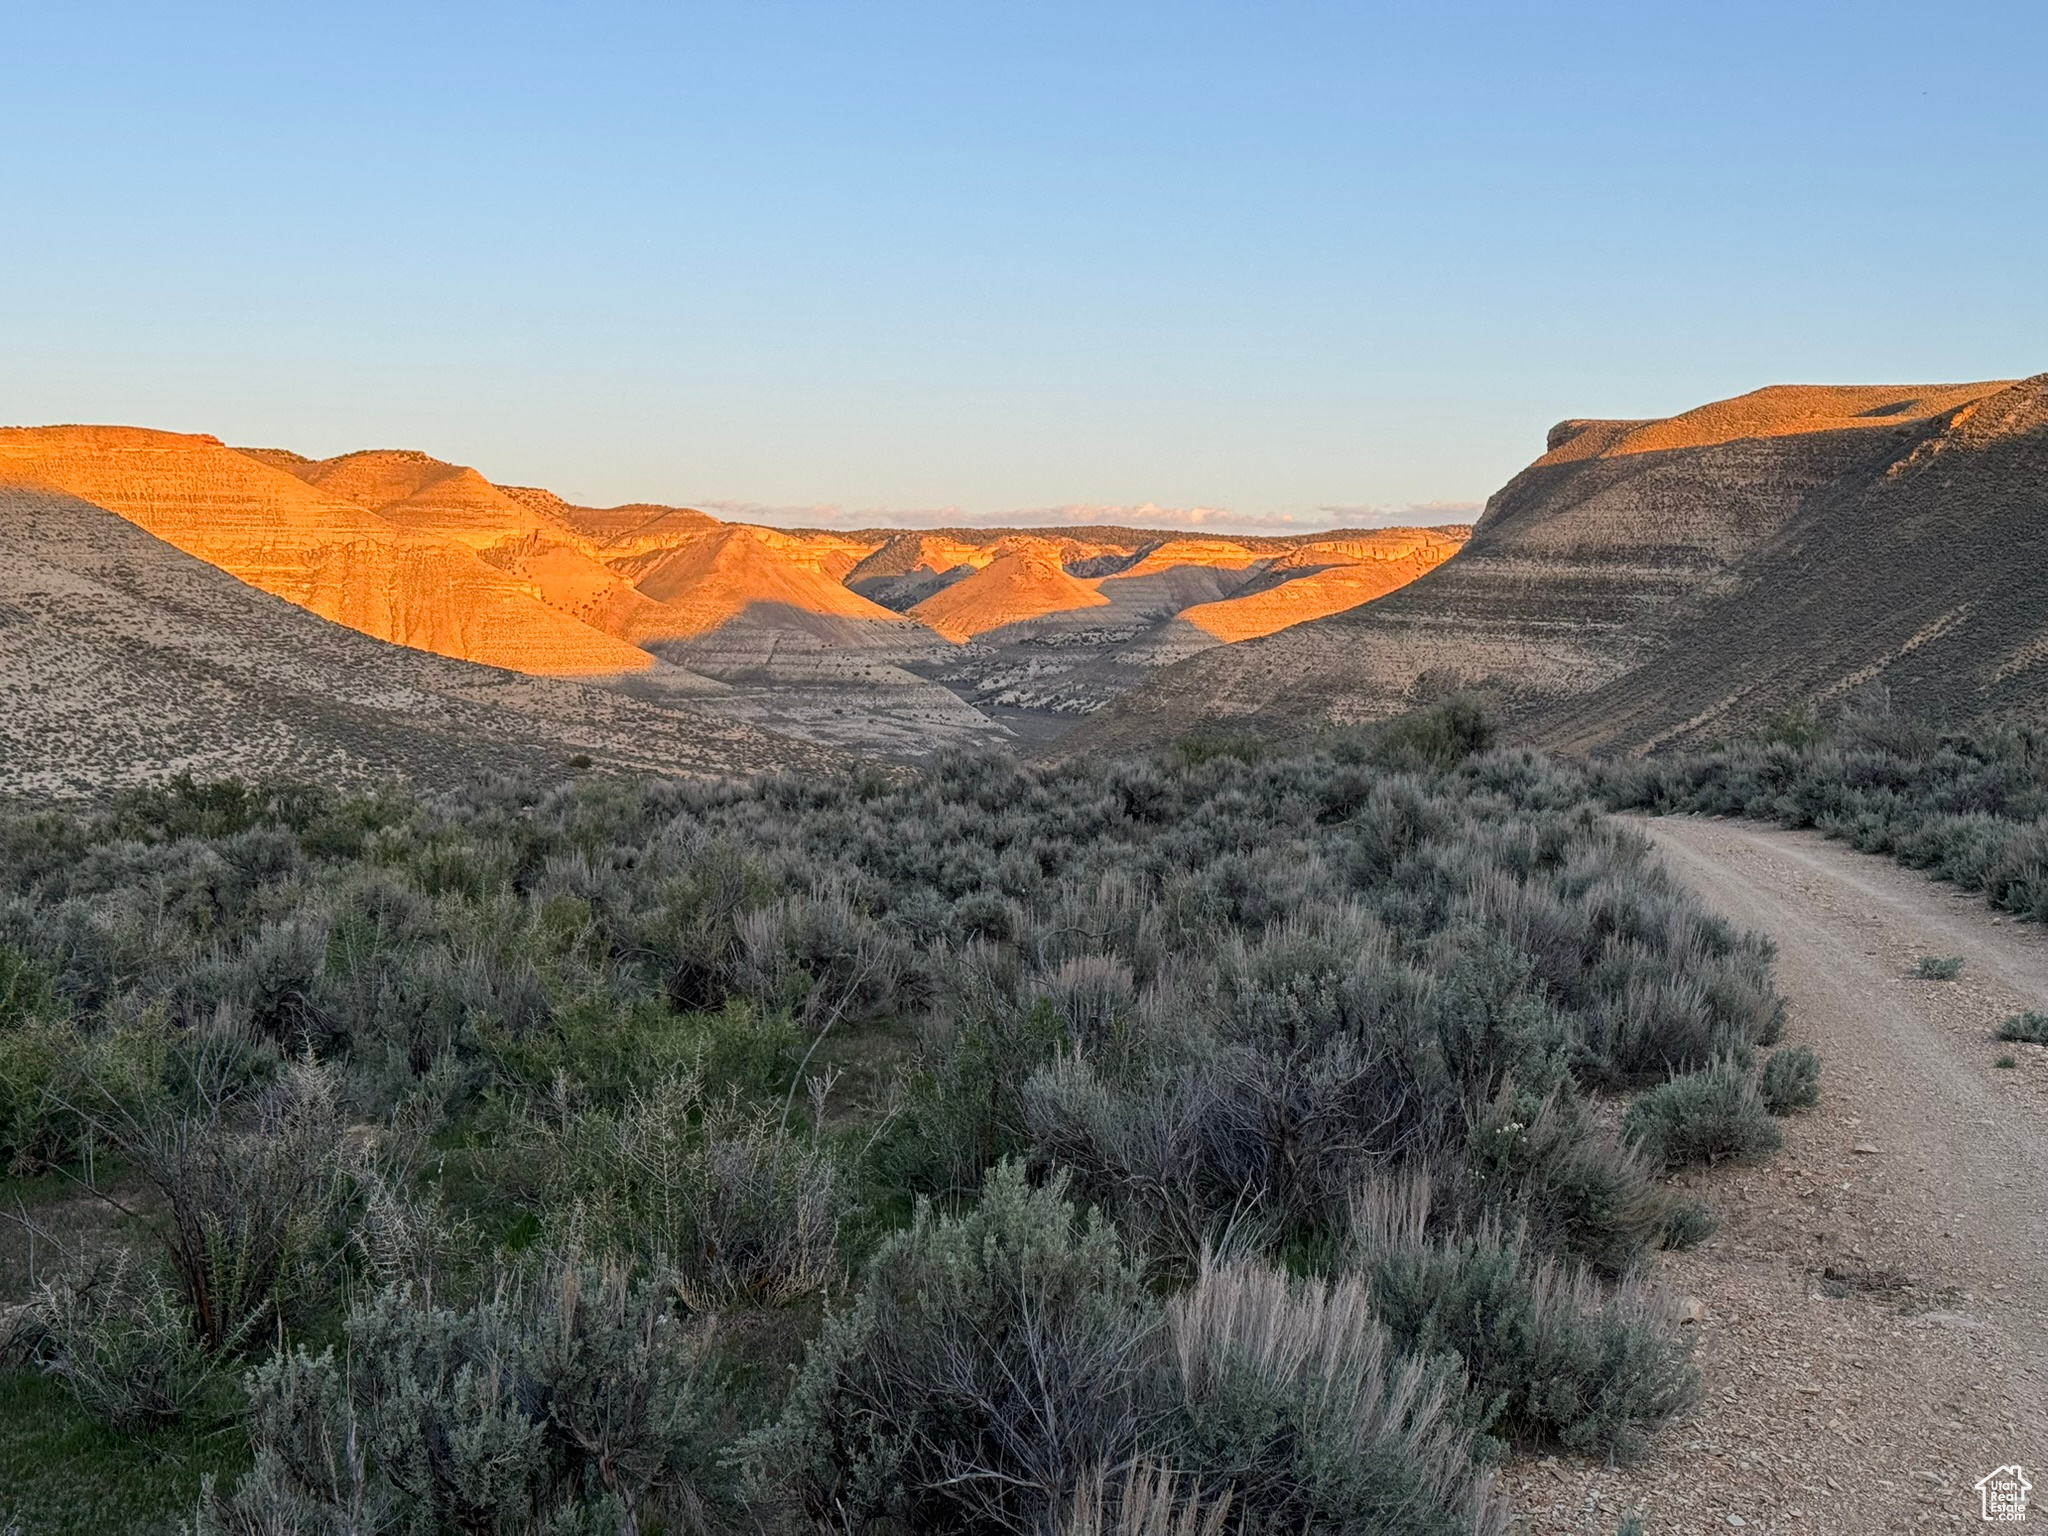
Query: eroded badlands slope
1,426,1471,754
0,428,653,677
1065,377,2048,755
0,485,835,795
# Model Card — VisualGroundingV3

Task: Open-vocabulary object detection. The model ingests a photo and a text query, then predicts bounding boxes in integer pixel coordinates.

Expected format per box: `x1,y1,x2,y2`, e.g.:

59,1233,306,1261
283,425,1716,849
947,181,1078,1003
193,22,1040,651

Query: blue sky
3,2,2043,532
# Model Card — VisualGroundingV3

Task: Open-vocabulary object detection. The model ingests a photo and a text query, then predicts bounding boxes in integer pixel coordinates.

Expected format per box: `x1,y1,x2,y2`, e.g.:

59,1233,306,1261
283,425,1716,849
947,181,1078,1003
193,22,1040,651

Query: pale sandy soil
1500,817,2048,1534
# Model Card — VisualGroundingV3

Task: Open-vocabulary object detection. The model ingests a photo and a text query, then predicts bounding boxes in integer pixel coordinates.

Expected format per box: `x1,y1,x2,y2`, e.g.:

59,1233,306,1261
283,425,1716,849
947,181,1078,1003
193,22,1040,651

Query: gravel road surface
1499,816,2048,1535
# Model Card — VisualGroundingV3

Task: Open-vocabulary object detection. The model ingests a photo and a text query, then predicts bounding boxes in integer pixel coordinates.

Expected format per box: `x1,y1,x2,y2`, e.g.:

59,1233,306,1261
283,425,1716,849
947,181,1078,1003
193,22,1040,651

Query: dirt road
1499,816,2048,1535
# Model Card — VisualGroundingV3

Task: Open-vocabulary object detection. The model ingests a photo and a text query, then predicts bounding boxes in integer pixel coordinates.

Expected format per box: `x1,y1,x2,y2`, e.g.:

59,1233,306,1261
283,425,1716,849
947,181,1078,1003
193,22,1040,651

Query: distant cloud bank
696,499,1482,535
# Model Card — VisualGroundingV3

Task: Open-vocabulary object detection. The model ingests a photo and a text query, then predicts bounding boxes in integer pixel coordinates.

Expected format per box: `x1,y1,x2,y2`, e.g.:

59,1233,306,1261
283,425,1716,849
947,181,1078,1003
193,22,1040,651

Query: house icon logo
1976,1465,2031,1523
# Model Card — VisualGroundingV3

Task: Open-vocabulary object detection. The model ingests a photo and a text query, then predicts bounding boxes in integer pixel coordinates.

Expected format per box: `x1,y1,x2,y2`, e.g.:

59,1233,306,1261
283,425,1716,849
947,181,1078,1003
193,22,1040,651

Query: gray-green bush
514,1070,843,1309
1598,711,2048,927
1759,1045,1822,1113
1996,1011,2048,1045
751,1161,1161,1535
1347,1174,1695,1460
202,1252,729,1536
1622,1058,1781,1171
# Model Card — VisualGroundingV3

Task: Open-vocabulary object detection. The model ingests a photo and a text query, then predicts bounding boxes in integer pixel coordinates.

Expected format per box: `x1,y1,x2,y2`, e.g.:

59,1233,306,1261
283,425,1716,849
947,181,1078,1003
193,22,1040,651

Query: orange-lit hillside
1540,382,2011,464
266,448,689,644
618,525,934,648
0,426,1479,702
0,427,653,676
909,545,1110,640
1176,528,1466,643
845,533,998,585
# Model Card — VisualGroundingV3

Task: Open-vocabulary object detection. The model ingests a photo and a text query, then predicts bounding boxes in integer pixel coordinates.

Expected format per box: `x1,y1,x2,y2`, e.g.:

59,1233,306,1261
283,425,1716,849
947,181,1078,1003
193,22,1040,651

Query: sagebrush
0,719,1789,1530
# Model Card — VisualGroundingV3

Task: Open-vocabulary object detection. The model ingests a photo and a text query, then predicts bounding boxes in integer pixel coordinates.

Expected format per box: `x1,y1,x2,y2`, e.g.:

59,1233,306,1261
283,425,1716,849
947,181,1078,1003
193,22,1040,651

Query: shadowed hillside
0,484,835,795
1063,376,2048,756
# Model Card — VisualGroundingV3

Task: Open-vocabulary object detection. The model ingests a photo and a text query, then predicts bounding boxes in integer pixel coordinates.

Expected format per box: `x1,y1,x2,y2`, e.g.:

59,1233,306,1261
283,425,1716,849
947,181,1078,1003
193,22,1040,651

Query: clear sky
3,2,2043,533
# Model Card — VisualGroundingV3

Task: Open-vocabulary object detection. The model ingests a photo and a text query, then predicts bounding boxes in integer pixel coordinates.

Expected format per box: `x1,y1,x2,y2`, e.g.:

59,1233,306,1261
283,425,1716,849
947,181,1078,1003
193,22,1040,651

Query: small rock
1852,1142,1881,1155
1727,1517,1746,1529
1677,1294,1708,1325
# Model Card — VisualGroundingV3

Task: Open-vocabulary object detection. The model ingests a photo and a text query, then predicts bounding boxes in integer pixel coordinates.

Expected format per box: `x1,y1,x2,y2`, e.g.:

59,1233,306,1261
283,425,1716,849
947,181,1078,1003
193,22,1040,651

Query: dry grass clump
1167,1254,1504,1536
1056,1462,1236,1536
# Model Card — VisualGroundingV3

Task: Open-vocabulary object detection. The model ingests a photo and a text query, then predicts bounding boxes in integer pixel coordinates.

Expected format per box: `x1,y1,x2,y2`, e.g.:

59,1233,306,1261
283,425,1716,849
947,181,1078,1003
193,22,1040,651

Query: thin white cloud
693,498,1481,536
1316,501,1484,525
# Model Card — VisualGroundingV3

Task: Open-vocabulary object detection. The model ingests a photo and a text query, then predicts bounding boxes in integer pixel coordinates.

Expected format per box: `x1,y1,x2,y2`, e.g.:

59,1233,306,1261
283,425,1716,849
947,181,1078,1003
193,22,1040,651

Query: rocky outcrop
1063,377,2047,755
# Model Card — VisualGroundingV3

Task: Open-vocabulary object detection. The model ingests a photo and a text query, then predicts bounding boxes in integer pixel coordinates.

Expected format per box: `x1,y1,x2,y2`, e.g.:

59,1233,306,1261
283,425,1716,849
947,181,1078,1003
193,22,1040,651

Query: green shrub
1348,1175,1696,1460
1173,728,1267,768
1463,1090,1670,1276
1371,697,1498,772
1656,1198,1717,1249
1996,1011,2048,1045
885,990,1071,1199
1913,955,1964,981
479,994,797,1106
0,1018,70,1176
751,1160,1163,1535
0,1018,165,1177
0,944,56,1029
1621,1059,1781,1171
1759,1045,1822,1113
